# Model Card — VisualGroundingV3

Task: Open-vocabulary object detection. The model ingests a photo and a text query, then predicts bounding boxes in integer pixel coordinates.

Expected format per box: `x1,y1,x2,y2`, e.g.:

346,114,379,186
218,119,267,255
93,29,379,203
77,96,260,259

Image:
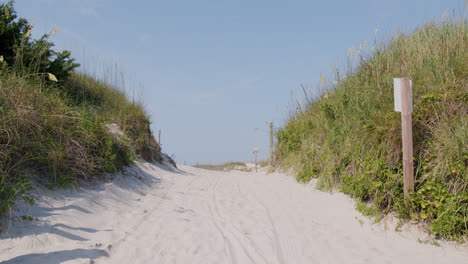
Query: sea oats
319,73,325,86
50,27,59,36
360,40,367,50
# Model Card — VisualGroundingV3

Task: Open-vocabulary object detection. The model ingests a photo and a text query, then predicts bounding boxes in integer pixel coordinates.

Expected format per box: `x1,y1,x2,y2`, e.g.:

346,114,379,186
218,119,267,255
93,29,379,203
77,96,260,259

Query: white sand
1,161,467,264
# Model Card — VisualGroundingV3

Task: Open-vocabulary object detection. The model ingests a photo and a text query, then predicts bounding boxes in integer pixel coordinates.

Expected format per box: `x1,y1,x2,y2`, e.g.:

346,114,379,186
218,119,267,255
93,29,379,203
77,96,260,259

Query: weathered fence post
253,147,259,173
269,122,274,165
394,78,414,199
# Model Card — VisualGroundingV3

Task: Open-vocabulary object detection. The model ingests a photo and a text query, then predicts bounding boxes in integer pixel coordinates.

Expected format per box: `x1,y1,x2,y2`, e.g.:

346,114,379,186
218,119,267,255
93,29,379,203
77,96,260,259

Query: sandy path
0,161,467,264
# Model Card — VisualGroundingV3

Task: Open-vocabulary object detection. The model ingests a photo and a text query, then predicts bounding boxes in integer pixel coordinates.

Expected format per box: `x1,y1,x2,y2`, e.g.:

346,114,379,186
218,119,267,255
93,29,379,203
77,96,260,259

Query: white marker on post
393,78,413,112
253,147,259,173
394,78,414,199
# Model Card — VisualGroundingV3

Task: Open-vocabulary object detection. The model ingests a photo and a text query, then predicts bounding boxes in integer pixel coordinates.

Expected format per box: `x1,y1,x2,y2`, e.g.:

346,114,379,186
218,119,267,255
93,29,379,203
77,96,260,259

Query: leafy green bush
341,175,374,201
0,1,79,78
394,180,467,240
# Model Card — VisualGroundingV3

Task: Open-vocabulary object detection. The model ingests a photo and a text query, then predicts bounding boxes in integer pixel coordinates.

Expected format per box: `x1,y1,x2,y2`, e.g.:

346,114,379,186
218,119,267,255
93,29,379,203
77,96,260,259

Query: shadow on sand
0,248,109,264
0,160,183,244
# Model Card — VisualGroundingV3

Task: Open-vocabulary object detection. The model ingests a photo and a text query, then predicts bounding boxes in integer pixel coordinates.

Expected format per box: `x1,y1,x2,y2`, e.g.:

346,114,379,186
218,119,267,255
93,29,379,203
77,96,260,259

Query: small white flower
48,73,58,82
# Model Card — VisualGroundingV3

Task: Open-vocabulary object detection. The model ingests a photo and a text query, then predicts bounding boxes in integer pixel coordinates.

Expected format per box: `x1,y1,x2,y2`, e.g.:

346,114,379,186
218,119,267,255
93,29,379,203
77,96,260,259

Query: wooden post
269,122,274,164
400,78,414,199
255,153,258,173
253,147,259,173
158,129,161,144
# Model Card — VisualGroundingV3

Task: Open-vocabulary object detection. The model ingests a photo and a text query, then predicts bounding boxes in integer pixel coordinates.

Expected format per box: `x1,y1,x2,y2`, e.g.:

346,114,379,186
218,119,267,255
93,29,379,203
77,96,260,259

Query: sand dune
1,161,466,263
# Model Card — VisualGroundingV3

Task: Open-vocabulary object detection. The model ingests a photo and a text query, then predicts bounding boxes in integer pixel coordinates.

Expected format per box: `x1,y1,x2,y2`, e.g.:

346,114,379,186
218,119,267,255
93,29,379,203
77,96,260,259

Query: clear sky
14,0,466,164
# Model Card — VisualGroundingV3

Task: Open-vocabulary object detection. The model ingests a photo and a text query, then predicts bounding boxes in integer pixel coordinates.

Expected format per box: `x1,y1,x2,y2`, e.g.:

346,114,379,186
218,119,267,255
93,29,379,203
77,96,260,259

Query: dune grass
0,2,162,221
0,71,161,217
194,162,248,171
0,2,163,229
275,19,467,240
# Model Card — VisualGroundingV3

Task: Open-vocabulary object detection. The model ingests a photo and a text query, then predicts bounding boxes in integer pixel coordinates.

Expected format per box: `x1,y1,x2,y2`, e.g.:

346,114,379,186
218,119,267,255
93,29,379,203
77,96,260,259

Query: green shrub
341,175,374,201
0,1,79,78
398,181,467,240
296,164,320,183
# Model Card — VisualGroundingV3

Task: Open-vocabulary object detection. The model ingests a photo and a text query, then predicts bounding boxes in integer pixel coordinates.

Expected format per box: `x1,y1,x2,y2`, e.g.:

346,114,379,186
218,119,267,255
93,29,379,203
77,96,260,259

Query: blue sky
14,0,466,164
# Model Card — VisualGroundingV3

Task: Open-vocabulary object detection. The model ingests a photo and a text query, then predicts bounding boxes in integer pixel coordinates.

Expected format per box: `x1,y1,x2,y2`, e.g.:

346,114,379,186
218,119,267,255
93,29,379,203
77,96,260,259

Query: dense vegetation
194,162,249,171
0,2,160,219
275,19,467,241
